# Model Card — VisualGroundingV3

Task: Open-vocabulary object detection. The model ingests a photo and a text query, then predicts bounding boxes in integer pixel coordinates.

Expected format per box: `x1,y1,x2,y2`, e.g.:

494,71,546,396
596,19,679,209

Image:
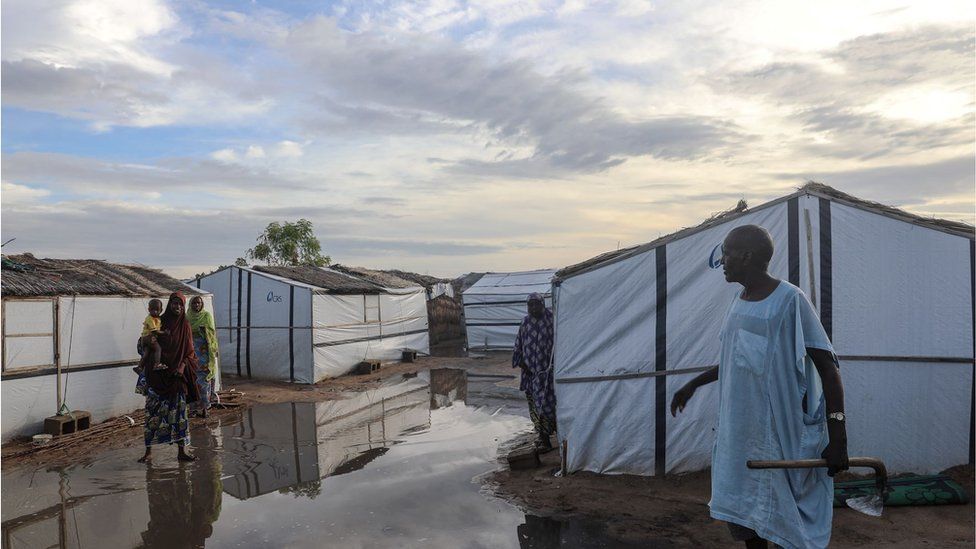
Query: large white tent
552,184,974,476
462,269,556,351
194,265,429,384
1,254,217,441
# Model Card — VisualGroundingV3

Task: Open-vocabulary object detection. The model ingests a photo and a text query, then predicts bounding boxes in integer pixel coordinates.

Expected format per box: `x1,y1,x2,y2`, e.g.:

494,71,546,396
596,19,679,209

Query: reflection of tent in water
221,378,437,500
0,426,224,549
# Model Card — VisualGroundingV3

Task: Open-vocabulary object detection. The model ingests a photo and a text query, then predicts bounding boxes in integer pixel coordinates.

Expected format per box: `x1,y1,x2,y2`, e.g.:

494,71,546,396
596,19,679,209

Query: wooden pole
54,298,62,415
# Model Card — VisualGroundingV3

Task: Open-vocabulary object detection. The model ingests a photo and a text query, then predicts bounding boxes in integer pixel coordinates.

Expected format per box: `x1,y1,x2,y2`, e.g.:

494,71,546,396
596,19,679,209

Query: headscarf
527,292,545,304
187,296,219,381
147,292,200,402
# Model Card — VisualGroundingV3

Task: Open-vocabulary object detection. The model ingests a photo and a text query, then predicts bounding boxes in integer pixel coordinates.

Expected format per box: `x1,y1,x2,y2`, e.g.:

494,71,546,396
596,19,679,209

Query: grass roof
1,253,204,298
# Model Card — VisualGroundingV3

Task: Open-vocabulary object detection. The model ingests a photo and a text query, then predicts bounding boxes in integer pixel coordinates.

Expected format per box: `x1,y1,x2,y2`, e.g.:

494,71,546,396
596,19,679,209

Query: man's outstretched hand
670,384,695,417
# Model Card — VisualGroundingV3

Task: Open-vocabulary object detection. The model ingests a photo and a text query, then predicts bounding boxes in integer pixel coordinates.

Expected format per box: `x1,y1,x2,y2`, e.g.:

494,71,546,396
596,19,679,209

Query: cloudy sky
2,0,973,278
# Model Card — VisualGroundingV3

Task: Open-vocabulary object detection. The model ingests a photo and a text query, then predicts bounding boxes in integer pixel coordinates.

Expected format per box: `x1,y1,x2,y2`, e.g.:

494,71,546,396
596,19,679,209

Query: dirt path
486,448,975,547
2,352,516,470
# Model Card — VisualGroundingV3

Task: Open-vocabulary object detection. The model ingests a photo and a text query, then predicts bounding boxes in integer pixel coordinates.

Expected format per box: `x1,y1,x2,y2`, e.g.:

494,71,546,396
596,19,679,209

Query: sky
2,0,974,279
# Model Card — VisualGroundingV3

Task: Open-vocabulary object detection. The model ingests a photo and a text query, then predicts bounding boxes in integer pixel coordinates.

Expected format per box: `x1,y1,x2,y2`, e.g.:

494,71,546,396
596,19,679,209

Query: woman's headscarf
187,296,219,381
527,292,545,304
147,292,200,402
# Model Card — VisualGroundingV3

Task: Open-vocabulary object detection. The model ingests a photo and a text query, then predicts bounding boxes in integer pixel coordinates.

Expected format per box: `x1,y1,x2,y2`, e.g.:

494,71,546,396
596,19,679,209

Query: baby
135,299,168,374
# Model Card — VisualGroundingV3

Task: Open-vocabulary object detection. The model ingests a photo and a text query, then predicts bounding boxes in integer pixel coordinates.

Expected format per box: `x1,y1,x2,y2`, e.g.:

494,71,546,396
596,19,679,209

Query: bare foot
137,451,151,463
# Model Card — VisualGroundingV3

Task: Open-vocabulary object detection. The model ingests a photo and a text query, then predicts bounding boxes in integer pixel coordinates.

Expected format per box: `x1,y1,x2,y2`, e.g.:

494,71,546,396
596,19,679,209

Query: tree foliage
246,219,330,267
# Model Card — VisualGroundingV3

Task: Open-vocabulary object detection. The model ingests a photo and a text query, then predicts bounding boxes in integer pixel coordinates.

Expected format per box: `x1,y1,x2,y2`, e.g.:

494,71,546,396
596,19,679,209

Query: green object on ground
834,474,970,507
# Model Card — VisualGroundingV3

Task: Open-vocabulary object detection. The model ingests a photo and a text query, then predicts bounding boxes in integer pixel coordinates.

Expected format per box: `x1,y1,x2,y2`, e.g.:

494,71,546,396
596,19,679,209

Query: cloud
722,24,975,159
1,181,52,204
1,0,273,129
274,140,304,158
1,199,503,277
1,151,321,195
1,0,178,75
286,17,746,172
771,155,976,207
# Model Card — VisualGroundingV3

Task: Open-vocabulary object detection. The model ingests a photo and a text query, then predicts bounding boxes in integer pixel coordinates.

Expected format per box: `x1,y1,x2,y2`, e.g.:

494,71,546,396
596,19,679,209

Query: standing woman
188,295,219,418
138,291,200,462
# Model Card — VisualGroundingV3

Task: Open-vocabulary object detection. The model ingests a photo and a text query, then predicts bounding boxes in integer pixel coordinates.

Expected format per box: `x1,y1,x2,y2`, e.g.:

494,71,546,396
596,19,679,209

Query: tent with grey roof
462,269,556,351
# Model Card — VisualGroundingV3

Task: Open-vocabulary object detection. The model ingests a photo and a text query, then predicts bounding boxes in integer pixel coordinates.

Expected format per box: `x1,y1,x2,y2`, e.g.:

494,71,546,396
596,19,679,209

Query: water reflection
221,378,433,500
3,369,645,549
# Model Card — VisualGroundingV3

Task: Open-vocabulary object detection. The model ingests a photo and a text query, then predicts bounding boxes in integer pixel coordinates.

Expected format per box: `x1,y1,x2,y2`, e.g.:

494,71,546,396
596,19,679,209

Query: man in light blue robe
672,225,849,549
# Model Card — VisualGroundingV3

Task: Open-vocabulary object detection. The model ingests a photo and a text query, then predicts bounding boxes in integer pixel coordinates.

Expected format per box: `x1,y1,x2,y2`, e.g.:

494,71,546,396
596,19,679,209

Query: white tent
1,255,218,442
462,269,556,351
194,265,429,384
553,184,974,476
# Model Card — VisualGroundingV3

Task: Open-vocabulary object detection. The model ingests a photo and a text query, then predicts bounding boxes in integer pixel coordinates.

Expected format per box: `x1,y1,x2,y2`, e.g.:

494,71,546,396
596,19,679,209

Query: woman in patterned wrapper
138,291,200,463
512,292,557,450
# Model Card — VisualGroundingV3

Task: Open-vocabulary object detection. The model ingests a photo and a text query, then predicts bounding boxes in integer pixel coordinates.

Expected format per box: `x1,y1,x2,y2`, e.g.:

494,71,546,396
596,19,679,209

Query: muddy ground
487,440,975,548
4,347,973,548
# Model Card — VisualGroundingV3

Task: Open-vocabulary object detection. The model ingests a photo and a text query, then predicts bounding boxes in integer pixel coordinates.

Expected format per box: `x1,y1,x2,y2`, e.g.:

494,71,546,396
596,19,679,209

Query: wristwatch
827,412,846,422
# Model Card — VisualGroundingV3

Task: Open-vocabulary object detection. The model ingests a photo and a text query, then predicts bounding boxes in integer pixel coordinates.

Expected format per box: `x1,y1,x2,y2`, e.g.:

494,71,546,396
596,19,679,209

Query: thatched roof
803,182,973,236
252,265,382,294
379,269,447,289
330,264,419,289
558,183,974,280
1,253,204,298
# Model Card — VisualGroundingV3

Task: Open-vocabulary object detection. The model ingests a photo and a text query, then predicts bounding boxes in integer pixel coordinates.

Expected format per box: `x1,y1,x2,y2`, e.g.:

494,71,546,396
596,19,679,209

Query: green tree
246,219,330,267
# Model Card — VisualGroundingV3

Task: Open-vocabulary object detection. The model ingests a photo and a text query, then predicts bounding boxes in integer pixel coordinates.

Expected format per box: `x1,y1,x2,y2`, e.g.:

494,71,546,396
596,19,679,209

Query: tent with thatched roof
1,254,216,441
552,184,974,476
462,269,557,351
193,265,429,383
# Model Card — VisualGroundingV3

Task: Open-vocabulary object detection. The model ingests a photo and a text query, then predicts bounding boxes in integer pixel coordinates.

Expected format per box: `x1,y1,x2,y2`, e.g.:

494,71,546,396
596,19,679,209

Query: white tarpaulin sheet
198,266,315,383
554,191,974,476
2,293,219,441
463,269,555,350
199,266,429,384
313,291,429,380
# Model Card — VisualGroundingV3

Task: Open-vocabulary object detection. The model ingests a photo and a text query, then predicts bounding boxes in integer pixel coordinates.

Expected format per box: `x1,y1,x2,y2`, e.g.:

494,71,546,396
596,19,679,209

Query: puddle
1,369,639,548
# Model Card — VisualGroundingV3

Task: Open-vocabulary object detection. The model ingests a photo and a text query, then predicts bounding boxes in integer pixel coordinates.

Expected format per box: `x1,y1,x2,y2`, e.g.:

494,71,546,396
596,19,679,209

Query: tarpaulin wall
554,193,974,476
2,294,219,441
199,267,429,383
198,267,315,383
463,270,555,351
312,290,430,380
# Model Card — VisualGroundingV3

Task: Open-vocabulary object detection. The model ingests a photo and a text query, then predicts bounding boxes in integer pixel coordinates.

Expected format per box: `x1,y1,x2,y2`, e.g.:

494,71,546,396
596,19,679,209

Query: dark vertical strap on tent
289,285,295,382
788,197,800,286
196,278,201,289
654,245,668,476
818,198,833,340
969,239,974,464
236,269,243,376
246,272,252,378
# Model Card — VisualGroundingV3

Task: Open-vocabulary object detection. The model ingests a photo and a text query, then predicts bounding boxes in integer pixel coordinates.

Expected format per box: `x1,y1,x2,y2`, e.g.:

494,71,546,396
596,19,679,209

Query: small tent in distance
194,265,429,384
1,254,216,441
552,183,974,476
462,269,557,351
332,265,464,349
